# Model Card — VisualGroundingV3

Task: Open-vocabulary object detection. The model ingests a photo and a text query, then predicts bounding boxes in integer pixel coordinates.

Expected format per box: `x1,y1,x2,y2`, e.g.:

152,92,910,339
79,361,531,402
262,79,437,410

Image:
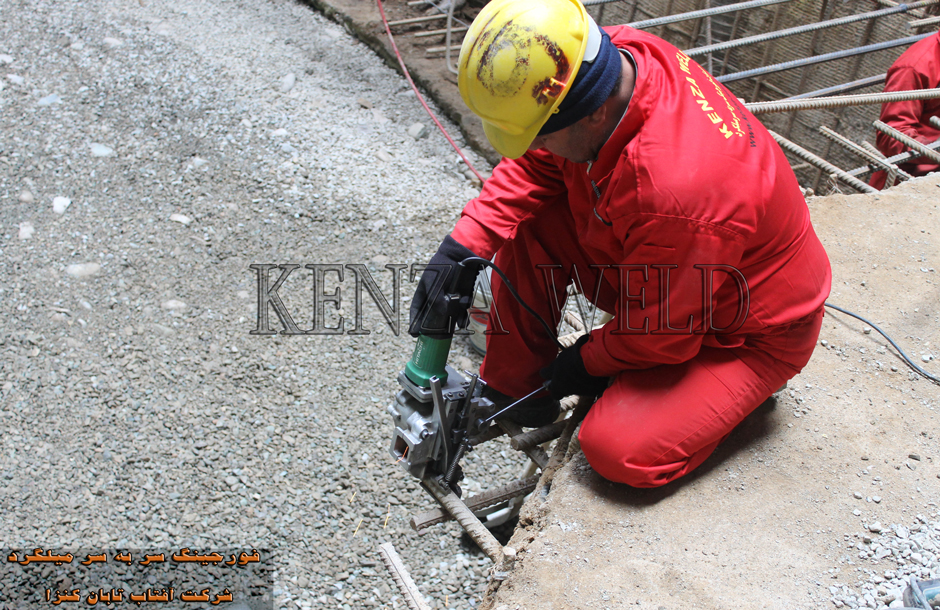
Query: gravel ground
0,0,517,608
837,515,939,608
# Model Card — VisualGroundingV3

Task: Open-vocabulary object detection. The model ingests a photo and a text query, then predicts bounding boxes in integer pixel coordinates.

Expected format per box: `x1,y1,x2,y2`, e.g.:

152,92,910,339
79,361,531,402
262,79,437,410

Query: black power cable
824,302,940,385
459,257,565,350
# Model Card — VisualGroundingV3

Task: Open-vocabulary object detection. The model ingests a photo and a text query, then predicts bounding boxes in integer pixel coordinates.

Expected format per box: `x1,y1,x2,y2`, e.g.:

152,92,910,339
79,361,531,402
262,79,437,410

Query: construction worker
870,28,940,190
409,0,831,488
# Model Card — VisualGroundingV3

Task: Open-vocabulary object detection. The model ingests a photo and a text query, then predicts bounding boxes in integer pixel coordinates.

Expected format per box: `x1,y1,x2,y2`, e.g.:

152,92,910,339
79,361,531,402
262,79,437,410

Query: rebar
784,74,886,100
686,1,937,57
769,130,879,193
745,88,940,114
930,116,940,129
422,477,504,563
469,423,505,446
628,0,794,30
847,137,940,175
413,25,468,38
718,33,933,83
410,476,540,532
909,14,940,26
378,543,433,610
873,120,940,164
876,0,930,18
387,14,448,27
496,420,549,469
510,420,569,452
818,126,911,182
859,140,896,184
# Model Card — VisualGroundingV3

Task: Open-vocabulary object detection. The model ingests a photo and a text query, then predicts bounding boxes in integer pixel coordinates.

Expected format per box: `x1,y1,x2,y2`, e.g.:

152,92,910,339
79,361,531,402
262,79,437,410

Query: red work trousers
478,203,824,488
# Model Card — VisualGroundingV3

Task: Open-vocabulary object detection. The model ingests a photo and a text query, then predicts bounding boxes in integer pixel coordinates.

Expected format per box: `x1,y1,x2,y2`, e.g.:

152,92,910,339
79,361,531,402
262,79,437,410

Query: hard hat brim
482,119,543,160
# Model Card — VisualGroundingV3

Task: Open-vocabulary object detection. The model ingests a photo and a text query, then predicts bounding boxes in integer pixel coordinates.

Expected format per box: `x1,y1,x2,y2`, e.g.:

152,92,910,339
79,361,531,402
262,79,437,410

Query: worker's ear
584,102,608,128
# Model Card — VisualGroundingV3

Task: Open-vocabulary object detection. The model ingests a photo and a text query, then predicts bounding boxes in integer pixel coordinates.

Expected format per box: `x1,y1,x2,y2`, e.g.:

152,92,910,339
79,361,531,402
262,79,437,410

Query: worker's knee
578,418,683,488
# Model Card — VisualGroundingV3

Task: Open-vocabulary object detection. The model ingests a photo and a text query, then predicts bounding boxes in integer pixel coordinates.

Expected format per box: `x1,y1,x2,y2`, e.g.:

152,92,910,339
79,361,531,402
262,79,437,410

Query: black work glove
539,334,610,399
409,235,482,338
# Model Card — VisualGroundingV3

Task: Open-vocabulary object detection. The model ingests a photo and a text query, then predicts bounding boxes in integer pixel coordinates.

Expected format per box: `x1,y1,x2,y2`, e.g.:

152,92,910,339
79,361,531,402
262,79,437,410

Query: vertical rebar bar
813,5,879,193
750,3,785,101
785,0,833,139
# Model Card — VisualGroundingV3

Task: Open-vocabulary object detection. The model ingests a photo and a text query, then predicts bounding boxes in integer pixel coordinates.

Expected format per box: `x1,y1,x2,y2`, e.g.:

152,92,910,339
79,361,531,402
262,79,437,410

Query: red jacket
451,26,831,377
871,31,940,189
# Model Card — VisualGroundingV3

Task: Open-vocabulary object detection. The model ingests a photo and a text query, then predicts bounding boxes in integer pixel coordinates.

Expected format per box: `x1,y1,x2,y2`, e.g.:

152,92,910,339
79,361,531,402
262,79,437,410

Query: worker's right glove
539,334,610,399
409,235,482,337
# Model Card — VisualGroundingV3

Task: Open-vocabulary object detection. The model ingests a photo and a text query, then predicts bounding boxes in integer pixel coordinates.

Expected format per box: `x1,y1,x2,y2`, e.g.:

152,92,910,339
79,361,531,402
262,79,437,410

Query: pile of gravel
0,0,516,608
831,515,939,609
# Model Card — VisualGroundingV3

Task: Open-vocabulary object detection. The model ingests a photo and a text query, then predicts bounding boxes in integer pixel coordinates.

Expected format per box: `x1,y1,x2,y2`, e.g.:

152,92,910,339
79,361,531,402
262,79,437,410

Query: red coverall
451,27,832,487
870,32,940,190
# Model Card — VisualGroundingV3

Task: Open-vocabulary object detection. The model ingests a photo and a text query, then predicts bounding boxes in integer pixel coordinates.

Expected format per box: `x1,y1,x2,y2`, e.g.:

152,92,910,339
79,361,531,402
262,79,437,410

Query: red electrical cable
375,0,487,184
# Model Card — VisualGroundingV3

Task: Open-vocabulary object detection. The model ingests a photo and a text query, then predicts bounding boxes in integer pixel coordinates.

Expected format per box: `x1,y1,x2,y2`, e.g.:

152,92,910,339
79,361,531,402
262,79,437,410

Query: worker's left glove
539,334,610,399
409,235,482,337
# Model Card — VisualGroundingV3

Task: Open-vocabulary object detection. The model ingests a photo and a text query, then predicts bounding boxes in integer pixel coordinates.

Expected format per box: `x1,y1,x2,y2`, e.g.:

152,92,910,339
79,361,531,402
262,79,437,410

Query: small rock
357,97,373,109
0,54,13,64
37,94,61,106
407,122,429,140
66,263,101,278
150,323,175,337
6,74,24,85
161,299,187,310
821,340,828,347
863,327,871,334
52,197,72,214
854,492,863,499
169,213,192,225
103,37,123,47
271,128,289,138
18,222,34,240
372,108,390,124
52,197,71,214
853,509,861,516
280,72,296,93
90,143,114,157
869,522,883,533
375,150,392,162
872,496,881,503
921,355,931,362
191,156,208,168
909,453,921,461
19,190,34,203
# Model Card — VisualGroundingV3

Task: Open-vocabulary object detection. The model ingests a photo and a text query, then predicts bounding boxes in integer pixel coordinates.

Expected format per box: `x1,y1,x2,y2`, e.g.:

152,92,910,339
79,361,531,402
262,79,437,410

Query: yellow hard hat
458,0,600,159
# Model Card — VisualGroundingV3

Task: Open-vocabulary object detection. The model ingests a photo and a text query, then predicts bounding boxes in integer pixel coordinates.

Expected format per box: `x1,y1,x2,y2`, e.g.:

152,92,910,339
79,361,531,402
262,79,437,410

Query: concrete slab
483,175,940,610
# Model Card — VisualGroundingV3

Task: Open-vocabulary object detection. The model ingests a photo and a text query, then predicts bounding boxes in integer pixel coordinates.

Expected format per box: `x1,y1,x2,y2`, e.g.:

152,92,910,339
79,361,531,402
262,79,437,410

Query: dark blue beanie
539,31,622,135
